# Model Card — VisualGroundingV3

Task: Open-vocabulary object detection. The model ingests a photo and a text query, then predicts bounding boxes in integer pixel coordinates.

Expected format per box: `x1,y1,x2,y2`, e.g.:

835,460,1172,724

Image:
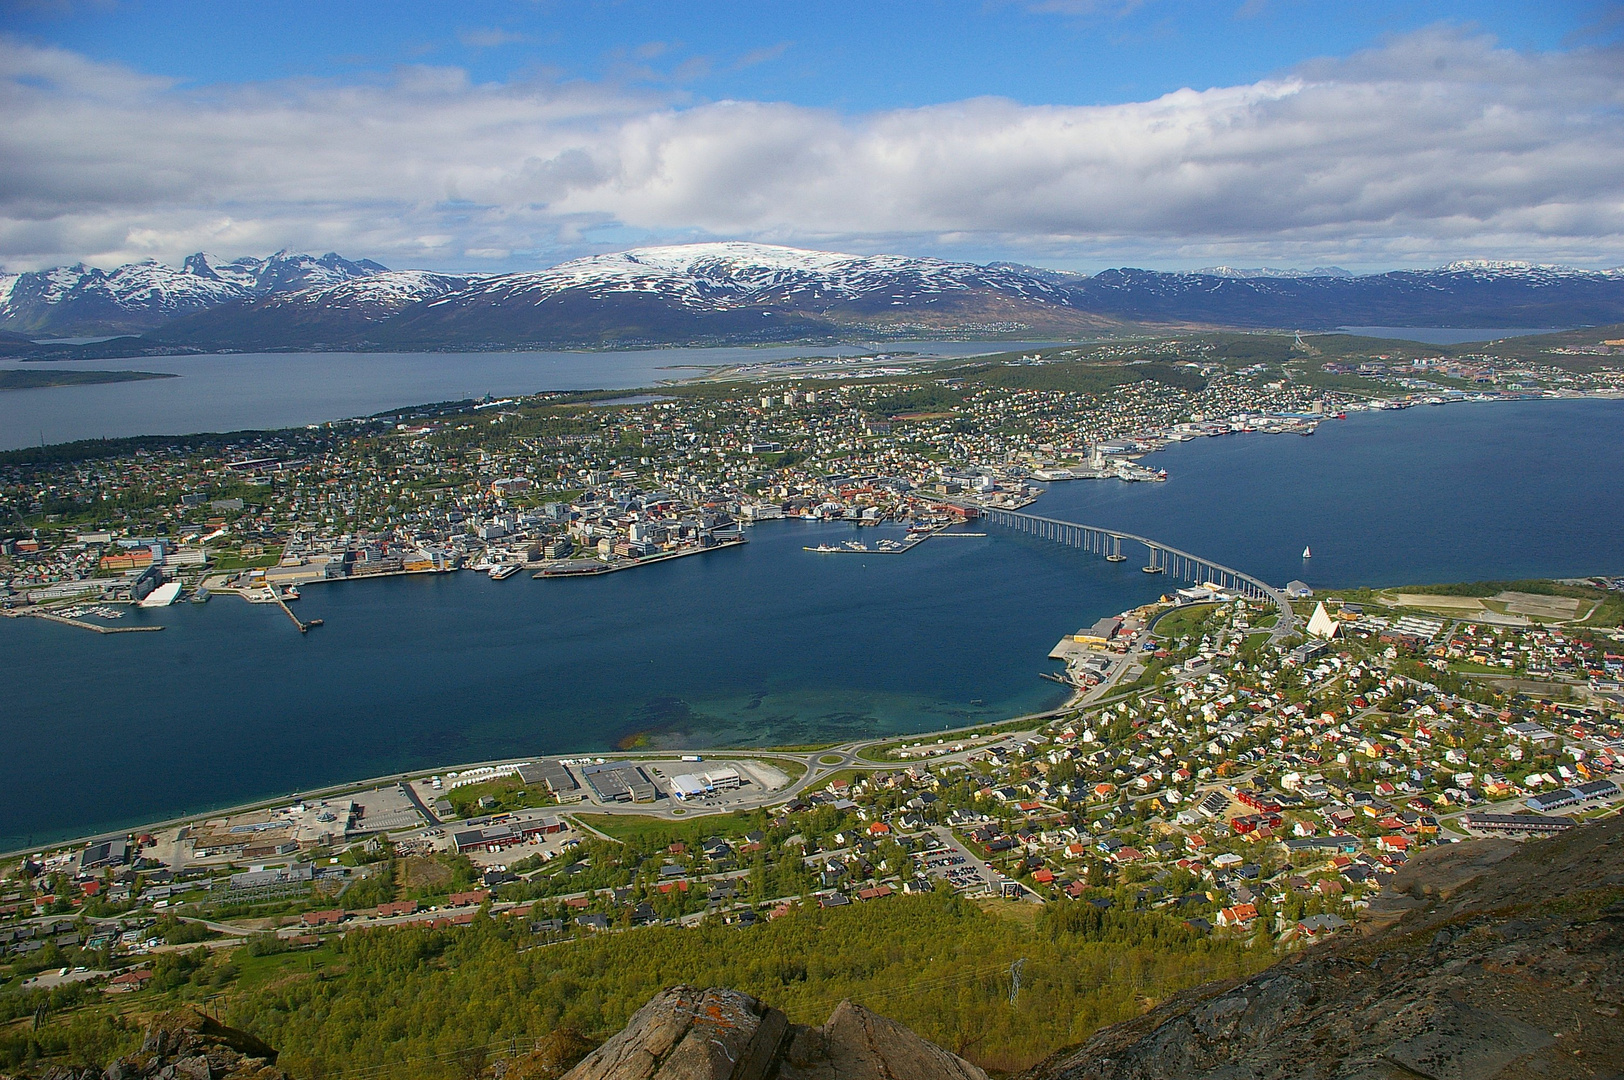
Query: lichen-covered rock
777,1000,988,1080
1021,816,1624,1080
3,1011,285,1080
561,988,789,1080
559,986,987,1080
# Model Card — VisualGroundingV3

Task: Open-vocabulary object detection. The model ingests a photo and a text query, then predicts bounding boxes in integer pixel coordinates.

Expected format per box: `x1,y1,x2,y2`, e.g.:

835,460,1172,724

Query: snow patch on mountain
0,251,388,335
438,241,1075,311
1194,266,1354,279
268,270,475,313
1433,260,1624,282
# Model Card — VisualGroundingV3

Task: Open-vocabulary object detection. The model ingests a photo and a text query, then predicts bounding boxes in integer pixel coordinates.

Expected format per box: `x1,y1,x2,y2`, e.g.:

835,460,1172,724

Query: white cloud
2,27,1622,273
457,27,529,49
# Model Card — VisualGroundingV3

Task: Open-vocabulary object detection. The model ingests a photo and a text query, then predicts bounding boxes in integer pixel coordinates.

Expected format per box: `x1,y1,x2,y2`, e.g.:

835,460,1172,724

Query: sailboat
1302,545,1312,558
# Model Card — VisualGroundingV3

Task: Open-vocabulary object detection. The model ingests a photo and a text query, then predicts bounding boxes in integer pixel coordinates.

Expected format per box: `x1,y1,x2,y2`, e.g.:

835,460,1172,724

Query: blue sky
3,1,1622,273
11,1,1602,109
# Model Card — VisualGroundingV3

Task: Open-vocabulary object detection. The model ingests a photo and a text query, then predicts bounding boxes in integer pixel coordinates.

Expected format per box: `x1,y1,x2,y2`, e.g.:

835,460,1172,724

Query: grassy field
444,776,557,818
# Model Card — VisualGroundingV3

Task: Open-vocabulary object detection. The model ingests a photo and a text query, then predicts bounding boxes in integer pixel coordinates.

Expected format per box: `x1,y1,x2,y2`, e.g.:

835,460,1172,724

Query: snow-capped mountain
154,242,1112,350
457,242,1076,309
0,251,386,337
1067,262,1624,328
9,243,1624,353
1193,266,1354,279
256,270,473,315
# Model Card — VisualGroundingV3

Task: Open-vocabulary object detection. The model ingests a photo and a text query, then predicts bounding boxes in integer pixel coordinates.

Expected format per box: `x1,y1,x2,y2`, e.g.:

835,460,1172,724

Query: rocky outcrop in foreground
15,1010,286,1080
1023,815,1624,1080
561,986,987,1080
12,818,1621,1080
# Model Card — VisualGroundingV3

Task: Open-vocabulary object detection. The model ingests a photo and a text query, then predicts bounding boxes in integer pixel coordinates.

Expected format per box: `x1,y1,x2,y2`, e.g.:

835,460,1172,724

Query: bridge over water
978,507,1298,641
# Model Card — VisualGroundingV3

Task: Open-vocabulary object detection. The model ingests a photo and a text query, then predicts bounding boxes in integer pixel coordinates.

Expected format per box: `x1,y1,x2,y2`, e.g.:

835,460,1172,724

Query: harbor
534,534,748,577
3,399,1622,847
802,527,988,555
4,607,164,635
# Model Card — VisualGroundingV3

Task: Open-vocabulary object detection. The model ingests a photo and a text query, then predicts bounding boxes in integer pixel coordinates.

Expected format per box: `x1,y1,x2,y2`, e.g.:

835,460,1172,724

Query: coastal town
3,330,1623,1032
11,6,1624,1072
4,335,1623,616
5,564,1621,992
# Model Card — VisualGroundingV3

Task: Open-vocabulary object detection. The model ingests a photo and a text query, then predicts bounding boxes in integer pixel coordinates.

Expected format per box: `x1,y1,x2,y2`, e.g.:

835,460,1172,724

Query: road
531,704,1079,826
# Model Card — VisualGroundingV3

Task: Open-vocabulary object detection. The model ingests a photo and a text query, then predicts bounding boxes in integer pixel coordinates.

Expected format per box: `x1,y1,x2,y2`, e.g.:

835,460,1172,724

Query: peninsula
4,330,1621,616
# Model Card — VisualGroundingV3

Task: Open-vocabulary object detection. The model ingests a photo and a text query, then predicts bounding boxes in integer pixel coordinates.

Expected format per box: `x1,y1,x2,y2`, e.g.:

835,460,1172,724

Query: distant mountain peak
0,250,388,337
1193,265,1354,279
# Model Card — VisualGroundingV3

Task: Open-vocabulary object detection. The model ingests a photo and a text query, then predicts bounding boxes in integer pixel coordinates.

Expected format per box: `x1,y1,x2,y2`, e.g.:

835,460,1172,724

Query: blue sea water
3,398,1622,848
0,341,1063,451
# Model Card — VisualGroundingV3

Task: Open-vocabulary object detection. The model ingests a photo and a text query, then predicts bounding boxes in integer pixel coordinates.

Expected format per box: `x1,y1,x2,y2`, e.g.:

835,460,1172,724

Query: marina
535,534,748,577
801,528,986,555
4,608,164,635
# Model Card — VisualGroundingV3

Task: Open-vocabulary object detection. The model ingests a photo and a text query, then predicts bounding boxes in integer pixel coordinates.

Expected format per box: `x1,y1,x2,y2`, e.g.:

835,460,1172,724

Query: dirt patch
1497,591,1588,619
401,856,453,891
976,898,1042,927
1391,594,1485,611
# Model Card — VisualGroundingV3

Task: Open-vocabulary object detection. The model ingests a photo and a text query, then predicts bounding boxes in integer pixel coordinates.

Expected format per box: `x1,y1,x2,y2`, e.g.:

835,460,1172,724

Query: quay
272,590,320,634
535,535,746,578
6,608,164,635
802,527,986,556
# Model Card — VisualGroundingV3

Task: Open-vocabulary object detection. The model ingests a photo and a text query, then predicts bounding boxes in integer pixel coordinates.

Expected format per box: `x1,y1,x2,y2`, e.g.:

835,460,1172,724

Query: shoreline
0,690,1090,862
6,399,1621,854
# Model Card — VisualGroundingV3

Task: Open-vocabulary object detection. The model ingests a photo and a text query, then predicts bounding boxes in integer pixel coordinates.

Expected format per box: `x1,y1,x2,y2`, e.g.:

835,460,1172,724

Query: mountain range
0,251,385,338
5,243,1624,352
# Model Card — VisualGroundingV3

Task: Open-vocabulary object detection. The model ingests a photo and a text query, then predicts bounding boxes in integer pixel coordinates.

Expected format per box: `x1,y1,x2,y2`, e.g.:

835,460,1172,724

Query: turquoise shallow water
3,398,1622,848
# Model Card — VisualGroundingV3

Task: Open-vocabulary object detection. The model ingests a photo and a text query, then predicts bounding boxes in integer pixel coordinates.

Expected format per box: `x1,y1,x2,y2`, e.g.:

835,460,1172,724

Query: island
0,369,176,391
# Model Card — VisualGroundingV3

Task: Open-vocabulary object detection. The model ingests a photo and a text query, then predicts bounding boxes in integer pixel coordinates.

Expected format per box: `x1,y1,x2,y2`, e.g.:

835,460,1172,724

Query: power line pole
1009,957,1025,1006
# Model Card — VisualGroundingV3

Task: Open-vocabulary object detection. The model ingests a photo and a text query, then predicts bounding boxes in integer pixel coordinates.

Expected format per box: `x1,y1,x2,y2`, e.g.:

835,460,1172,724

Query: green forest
4,894,1270,1078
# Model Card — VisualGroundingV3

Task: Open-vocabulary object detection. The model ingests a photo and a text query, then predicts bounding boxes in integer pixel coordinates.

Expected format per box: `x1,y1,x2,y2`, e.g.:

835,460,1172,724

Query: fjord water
1335,326,1567,345
0,341,1061,451
4,399,1623,848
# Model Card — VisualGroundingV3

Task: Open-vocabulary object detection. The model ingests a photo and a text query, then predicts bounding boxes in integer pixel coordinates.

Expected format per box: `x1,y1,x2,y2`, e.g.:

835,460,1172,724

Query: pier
535,535,747,578
802,527,988,556
8,609,164,634
271,590,321,634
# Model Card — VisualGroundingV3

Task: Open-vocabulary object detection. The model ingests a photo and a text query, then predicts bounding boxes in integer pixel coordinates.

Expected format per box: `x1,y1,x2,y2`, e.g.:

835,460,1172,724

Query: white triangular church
1306,602,1339,639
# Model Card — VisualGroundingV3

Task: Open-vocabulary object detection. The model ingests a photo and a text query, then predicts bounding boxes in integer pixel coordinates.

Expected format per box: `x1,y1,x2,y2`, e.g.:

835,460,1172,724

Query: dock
534,536,746,578
272,590,321,634
801,527,986,556
8,609,164,634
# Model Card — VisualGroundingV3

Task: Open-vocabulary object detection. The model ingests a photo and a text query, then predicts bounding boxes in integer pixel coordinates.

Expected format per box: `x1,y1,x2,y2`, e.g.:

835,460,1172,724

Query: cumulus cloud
2,27,1622,272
